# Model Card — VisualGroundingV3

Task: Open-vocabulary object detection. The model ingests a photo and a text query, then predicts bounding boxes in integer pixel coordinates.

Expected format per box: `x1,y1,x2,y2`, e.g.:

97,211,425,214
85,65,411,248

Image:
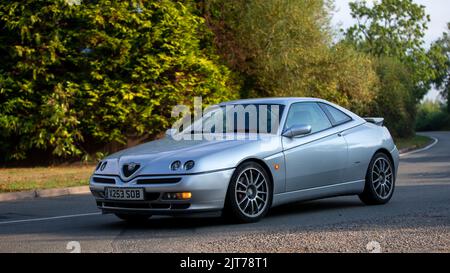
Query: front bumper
89,168,234,215
391,145,400,176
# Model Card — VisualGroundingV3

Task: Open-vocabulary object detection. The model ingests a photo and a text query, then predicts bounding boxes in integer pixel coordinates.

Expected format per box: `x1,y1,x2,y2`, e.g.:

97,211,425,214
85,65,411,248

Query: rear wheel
224,162,272,223
359,152,395,205
114,213,151,223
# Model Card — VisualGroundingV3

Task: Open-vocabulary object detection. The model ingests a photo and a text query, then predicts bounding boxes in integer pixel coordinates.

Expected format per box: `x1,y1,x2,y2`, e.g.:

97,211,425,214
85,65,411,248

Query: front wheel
359,152,395,205
224,162,272,223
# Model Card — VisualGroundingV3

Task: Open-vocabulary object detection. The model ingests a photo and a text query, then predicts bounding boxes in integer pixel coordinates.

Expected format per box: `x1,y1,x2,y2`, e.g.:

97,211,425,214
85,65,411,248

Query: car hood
108,136,253,159
95,134,282,179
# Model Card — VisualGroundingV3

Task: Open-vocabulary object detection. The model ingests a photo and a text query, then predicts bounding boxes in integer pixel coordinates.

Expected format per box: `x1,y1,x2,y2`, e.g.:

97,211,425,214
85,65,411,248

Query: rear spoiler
364,117,384,126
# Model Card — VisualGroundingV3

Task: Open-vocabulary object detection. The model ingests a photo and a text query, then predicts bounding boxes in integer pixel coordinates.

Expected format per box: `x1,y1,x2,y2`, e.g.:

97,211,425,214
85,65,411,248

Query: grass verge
395,134,434,152
0,165,94,193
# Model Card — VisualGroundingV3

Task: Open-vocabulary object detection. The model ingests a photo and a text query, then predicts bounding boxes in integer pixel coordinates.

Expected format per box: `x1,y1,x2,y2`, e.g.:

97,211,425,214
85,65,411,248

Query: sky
332,0,450,101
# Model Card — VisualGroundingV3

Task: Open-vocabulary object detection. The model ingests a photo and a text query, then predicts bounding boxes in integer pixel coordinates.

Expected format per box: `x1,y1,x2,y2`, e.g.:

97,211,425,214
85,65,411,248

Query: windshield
185,104,285,135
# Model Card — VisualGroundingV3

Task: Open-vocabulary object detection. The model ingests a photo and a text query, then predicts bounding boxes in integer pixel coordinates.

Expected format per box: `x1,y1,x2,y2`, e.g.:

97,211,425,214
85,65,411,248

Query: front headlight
95,161,102,171
170,160,181,171
100,161,107,171
184,160,195,170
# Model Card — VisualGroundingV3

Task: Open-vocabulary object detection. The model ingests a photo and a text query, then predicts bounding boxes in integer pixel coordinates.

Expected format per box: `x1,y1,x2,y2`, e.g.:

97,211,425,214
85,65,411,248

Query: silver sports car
90,98,399,223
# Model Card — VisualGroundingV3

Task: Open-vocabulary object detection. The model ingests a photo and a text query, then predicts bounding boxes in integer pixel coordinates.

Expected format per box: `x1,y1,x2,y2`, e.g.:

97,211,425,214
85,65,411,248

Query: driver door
282,102,348,192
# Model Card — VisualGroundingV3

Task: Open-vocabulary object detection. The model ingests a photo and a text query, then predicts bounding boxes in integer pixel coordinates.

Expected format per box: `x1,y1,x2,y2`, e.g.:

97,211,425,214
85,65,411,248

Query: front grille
136,178,181,184
92,177,115,184
149,203,171,209
145,192,161,201
122,163,140,177
171,203,191,210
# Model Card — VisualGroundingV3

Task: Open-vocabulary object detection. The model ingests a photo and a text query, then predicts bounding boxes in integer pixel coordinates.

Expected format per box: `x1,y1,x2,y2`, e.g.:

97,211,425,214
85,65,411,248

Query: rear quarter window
320,103,352,125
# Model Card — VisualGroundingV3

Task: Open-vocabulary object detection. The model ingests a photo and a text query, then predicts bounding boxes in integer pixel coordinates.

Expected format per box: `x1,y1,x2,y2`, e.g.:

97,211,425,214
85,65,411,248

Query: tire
114,213,151,223
224,162,272,223
359,152,395,205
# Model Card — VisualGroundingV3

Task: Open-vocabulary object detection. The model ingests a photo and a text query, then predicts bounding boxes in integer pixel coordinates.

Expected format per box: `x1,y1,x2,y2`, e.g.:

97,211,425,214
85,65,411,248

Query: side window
321,103,352,125
285,103,332,134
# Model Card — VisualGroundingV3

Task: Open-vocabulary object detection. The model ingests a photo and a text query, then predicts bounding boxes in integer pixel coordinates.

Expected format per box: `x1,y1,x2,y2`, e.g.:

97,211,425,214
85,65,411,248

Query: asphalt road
0,132,449,253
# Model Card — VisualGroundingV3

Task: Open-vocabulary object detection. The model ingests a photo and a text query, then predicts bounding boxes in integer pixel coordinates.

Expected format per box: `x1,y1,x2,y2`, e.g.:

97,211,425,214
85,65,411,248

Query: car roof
219,97,365,123
220,97,328,106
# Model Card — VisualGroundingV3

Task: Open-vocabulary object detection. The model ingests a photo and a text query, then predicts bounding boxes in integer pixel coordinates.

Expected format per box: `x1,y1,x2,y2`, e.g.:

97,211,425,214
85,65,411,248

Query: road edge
0,186,90,202
0,134,439,202
399,135,438,157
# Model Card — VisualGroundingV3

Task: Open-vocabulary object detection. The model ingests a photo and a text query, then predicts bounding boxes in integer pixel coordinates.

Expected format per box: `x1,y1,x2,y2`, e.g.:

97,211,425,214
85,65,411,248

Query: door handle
337,132,343,137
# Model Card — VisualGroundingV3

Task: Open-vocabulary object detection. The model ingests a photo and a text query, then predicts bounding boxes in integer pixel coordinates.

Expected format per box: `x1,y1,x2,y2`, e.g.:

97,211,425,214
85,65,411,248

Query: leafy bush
416,101,450,131
204,0,377,114
344,0,446,138
0,0,238,161
430,23,450,112
345,0,436,102
370,57,416,138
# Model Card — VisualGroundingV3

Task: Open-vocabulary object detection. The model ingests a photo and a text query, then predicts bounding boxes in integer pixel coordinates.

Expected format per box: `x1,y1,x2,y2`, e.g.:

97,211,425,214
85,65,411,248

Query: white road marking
0,212,101,225
400,136,438,158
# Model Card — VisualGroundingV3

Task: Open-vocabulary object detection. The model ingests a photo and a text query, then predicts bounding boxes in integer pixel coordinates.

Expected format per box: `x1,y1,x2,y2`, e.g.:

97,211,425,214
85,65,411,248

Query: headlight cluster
170,160,181,171
170,160,195,171
95,161,107,171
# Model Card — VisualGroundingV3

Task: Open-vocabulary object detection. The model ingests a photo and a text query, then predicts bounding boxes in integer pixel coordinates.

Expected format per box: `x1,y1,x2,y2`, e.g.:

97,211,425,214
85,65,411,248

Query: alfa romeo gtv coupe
90,98,399,223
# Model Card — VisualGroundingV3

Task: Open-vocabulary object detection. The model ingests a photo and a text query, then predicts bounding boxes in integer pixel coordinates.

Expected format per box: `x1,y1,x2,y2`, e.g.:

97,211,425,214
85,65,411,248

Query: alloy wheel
371,157,394,199
234,167,269,218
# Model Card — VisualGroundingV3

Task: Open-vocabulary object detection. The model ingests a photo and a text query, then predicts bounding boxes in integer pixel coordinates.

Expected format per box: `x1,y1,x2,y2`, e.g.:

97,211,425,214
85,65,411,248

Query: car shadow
268,197,363,218
102,197,364,231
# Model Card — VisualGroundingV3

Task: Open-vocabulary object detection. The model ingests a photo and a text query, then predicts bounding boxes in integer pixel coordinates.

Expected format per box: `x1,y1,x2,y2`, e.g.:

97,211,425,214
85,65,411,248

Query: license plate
105,188,144,201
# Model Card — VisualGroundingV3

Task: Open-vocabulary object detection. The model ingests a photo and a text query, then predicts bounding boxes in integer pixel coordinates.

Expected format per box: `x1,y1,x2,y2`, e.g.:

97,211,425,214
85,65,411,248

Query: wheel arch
371,148,396,180
374,148,394,166
236,158,274,188
224,158,274,207
359,147,396,205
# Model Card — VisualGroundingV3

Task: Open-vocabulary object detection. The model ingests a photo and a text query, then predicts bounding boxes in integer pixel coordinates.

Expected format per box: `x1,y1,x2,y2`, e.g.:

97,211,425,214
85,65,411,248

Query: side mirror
282,124,312,138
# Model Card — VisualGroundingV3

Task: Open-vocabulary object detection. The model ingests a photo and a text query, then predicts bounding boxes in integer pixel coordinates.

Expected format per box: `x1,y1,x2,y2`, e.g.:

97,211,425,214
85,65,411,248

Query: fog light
177,192,192,200
163,192,192,200
164,193,175,199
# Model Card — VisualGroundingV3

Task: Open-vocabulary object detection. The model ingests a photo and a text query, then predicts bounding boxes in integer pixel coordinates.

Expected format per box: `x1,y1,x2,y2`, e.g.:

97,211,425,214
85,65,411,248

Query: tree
0,0,238,162
371,57,416,137
204,0,377,112
416,100,450,131
430,23,450,112
345,0,434,100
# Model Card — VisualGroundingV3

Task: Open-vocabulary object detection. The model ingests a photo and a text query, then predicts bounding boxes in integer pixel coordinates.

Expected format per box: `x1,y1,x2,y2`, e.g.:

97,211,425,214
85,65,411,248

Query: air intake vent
136,178,182,185
92,177,115,184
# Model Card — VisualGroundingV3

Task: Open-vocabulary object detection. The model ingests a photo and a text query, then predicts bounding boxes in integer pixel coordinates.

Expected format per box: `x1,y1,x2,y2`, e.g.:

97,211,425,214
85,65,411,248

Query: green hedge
0,0,238,161
0,0,431,162
416,101,450,131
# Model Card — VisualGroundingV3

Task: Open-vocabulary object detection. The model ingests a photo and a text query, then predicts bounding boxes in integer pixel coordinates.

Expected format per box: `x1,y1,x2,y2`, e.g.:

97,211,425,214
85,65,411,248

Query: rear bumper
89,168,234,215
